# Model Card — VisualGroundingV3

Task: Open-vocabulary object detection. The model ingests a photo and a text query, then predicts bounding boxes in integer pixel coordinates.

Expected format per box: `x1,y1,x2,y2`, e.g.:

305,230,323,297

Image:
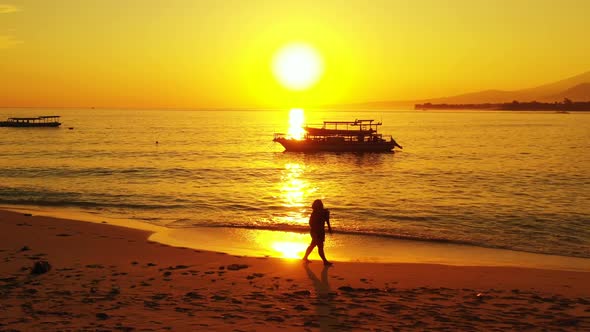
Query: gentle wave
1,191,588,259
0,166,279,181
0,187,189,210
0,166,194,179
0,198,187,210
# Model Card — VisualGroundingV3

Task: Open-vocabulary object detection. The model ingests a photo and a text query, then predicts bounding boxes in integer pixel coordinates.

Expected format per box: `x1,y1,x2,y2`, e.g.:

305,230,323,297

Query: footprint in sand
85,264,105,269
227,264,249,271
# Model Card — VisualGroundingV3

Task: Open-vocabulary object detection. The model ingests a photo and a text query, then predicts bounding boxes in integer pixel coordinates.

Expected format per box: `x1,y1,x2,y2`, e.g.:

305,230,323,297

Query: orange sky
0,0,589,109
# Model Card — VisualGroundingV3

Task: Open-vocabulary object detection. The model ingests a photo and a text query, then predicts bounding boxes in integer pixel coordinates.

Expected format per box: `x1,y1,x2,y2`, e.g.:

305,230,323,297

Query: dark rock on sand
31,261,52,275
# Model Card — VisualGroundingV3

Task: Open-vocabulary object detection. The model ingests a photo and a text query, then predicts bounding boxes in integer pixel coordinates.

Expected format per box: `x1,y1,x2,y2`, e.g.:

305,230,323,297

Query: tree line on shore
415,99,590,111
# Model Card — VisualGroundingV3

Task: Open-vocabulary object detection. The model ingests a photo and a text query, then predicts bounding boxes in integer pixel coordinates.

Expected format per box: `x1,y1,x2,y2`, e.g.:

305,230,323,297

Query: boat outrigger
273,119,403,152
0,116,61,127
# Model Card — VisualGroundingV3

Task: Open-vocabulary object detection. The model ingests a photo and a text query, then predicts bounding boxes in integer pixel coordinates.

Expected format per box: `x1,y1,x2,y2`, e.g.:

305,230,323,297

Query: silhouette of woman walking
303,199,333,266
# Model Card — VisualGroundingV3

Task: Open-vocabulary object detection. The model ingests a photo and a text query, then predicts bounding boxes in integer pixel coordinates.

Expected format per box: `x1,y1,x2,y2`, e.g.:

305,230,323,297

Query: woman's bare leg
317,243,332,266
303,240,317,262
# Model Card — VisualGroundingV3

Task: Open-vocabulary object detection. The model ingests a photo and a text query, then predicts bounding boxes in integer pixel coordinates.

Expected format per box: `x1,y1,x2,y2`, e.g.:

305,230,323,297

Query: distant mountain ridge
549,82,590,101
344,71,590,108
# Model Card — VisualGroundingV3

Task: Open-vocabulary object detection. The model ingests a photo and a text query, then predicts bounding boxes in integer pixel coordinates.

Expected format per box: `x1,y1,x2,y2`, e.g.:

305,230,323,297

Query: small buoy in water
155,141,159,144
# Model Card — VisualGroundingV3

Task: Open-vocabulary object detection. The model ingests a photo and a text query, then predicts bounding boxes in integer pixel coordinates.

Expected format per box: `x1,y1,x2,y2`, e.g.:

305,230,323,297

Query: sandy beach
1,209,589,331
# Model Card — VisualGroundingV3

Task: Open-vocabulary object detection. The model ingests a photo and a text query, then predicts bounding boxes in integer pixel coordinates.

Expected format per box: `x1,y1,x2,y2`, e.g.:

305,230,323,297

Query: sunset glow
1,1,589,330
1,1,588,109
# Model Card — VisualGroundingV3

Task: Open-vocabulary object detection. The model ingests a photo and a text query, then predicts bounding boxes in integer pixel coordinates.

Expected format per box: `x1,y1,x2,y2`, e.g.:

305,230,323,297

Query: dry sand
1,209,589,331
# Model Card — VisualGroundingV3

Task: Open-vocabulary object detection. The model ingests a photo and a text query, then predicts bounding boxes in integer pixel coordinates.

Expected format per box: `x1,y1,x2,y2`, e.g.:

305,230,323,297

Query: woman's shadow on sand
304,264,344,331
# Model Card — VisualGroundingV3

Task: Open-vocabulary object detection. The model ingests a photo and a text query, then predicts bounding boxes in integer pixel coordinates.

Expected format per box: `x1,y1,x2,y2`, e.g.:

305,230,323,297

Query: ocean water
0,109,589,259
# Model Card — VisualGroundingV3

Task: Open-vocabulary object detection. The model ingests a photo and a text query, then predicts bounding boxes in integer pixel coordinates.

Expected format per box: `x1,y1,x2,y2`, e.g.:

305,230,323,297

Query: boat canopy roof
305,127,376,136
321,119,377,124
305,119,383,136
8,116,60,121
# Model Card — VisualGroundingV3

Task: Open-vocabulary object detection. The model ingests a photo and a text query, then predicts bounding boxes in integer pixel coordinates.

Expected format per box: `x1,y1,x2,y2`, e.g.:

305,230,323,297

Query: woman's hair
311,199,324,211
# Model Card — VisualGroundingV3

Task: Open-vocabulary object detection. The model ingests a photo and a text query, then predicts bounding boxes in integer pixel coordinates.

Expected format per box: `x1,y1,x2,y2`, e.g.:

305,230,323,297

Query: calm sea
0,109,589,258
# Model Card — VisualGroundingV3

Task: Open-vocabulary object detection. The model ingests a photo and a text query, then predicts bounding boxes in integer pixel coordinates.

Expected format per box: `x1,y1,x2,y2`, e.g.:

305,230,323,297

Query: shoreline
2,205,590,272
1,209,589,330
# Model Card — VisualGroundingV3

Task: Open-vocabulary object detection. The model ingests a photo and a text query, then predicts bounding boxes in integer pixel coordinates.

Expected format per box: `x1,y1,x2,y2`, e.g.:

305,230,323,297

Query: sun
272,43,323,91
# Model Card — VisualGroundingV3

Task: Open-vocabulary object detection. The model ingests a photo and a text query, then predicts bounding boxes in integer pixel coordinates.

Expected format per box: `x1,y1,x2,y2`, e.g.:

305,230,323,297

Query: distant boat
0,116,61,127
273,119,403,152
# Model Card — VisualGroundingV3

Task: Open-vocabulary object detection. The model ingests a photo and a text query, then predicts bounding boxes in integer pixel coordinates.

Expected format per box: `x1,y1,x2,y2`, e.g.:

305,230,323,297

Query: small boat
0,116,61,127
274,119,403,152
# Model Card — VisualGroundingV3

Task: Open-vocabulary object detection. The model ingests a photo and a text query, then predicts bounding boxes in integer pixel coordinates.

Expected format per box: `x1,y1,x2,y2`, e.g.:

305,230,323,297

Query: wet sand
1,209,589,331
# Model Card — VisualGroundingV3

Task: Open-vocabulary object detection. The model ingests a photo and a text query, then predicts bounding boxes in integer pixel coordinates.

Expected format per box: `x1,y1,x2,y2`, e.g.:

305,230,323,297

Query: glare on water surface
287,108,305,140
253,231,310,259
271,241,308,259
277,162,315,224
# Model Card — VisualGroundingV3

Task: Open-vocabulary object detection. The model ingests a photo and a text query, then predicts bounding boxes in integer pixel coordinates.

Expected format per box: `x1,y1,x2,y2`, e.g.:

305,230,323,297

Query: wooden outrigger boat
0,116,61,127
274,119,403,152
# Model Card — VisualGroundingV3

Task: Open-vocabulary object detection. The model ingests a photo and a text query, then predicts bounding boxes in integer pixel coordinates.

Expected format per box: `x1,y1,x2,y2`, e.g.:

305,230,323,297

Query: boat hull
274,138,396,152
0,122,61,127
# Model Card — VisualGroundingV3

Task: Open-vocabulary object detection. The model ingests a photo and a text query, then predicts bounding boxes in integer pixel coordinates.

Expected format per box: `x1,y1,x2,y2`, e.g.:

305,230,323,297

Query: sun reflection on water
277,162,315,224
287,108,305,140
281,163,305,207
271,241,308,259
253,231,309,259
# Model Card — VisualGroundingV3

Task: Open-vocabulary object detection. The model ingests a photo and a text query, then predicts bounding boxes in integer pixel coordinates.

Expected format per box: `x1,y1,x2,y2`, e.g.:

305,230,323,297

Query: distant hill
342,71,590,109
547,82,590,101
